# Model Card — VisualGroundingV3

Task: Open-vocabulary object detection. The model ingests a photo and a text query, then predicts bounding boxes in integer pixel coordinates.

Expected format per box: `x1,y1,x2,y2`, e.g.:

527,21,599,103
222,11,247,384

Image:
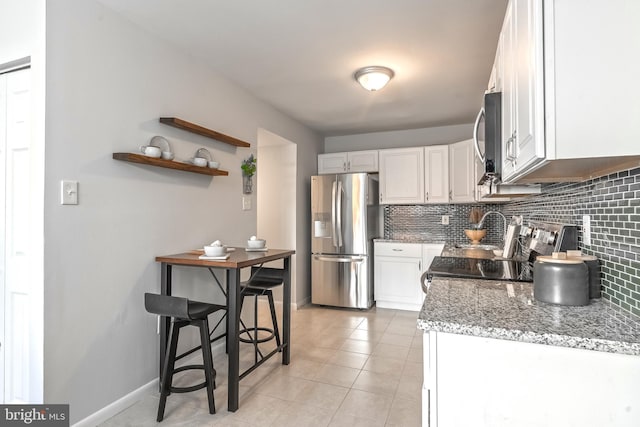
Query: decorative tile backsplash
384,204,505,244
383,166,640,318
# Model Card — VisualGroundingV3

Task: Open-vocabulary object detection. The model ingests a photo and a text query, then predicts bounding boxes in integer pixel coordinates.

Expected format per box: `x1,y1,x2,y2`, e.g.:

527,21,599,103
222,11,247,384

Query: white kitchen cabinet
374,242,443,311
500,0,545,182
422,244,444,278
379,148,424,204
424,146,449,204
318,150,379,174
374,242,423,311
448,139,475,203
379,146,450,205
423,331,640,427
496,0,640,183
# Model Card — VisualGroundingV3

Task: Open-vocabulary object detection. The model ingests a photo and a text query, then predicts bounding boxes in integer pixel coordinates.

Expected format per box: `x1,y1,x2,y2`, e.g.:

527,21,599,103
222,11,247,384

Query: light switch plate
61,180,78,205
441,215,450,225
242,196,252,211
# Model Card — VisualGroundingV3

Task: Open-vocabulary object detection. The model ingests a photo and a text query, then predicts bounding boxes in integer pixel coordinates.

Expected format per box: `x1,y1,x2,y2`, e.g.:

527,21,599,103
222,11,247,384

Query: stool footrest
168,364,217,394
238,326,275,344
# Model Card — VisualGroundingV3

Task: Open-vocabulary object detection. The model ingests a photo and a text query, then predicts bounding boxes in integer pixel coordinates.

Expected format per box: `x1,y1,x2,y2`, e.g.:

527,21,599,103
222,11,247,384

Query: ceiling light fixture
354,66,395,91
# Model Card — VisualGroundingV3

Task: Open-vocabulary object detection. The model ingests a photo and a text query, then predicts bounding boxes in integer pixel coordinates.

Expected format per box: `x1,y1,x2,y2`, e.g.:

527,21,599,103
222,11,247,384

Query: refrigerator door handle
313,255,365,263
336,180,344,248
331,180,338,247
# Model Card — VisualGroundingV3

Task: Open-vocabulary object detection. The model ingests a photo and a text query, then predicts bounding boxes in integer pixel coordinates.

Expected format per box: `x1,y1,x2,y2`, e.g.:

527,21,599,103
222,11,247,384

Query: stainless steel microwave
473,92,501,184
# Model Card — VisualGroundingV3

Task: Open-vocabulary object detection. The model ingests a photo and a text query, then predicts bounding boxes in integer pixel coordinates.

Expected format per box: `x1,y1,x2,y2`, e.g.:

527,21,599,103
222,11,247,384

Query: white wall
44,0,322,423
324,123,474,152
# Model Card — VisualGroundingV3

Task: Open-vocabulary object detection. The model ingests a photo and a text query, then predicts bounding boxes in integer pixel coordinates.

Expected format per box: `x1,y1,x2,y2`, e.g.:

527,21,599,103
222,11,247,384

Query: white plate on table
245,247,268,252
199,254,230,260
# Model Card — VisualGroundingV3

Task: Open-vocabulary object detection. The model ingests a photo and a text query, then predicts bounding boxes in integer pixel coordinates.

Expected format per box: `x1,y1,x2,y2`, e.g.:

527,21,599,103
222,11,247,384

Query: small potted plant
241,154,257,194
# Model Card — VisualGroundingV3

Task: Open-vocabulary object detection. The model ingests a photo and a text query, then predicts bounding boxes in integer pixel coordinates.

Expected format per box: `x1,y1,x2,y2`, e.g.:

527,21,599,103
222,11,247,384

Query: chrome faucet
476,211,507,239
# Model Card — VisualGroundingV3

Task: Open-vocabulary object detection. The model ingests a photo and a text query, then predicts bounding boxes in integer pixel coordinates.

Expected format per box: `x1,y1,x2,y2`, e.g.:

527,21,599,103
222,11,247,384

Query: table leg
282,256,291,365
159,263,172,389
226,268,241,412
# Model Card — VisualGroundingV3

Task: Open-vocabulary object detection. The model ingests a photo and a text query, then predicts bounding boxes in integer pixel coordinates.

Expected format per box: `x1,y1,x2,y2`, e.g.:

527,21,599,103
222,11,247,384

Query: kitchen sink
454,243,500,251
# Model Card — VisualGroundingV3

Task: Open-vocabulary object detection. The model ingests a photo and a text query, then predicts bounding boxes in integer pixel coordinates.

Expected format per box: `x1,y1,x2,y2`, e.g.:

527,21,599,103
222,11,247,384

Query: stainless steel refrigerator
311,173,380,309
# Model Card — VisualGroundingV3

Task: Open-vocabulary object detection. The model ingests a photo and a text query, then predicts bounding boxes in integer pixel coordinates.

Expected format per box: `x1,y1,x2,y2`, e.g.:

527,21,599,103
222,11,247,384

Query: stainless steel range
427,222,578,283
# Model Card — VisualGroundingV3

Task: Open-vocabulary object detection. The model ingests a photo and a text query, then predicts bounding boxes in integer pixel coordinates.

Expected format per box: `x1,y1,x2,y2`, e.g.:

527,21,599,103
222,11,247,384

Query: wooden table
155,248,295,412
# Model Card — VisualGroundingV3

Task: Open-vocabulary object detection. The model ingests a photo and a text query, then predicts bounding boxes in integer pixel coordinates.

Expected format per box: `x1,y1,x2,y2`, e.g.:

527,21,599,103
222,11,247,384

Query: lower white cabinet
423,331,640,427
374,242,443,311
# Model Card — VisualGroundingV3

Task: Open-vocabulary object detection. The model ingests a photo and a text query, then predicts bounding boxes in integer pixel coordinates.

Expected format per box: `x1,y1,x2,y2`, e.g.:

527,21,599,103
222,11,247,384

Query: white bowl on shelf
208,161,220,169
161,151,174,160
193,157,207,167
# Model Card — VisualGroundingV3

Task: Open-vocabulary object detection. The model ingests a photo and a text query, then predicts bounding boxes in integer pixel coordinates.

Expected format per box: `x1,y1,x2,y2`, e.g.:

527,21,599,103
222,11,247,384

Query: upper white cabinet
424,146,449,204
496,0,640,183
318,150,378,174
379,147,424,204
500,0,545,182
379,146,450,205
379,143,480,205
449,139,476,203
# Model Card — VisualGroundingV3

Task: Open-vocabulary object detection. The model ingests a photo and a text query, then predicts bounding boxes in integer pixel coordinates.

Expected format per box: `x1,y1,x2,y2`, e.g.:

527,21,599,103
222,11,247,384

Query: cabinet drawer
375,242,422,258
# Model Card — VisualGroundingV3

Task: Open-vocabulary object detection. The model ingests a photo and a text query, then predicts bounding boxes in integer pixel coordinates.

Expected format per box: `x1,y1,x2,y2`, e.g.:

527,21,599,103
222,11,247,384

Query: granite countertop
374,238,447,244
418,277,640,356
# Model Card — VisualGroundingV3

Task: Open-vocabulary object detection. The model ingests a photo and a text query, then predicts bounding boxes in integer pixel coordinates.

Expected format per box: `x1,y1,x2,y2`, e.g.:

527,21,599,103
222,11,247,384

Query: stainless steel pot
533,257,589,306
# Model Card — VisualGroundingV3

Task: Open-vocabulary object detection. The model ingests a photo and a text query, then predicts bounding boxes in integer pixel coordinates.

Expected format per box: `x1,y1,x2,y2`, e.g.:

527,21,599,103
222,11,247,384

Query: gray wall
324,123,474,153
44,0,322,423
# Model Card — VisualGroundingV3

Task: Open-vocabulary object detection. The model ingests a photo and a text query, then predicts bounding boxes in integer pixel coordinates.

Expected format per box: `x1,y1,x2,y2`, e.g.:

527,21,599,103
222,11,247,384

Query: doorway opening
256,129,297,303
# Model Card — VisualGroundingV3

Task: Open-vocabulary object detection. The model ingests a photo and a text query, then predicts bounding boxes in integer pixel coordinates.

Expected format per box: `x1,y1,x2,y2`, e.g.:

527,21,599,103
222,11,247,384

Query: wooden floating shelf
113,153,229,176
159,117,251,148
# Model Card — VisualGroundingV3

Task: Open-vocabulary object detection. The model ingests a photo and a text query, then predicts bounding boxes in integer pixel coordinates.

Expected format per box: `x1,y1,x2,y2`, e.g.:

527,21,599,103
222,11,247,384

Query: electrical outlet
582,215,591,246
441,215,450,225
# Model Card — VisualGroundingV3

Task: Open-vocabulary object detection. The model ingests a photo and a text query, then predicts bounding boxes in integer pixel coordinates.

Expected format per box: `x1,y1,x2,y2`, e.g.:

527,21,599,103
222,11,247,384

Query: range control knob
546,232,557,245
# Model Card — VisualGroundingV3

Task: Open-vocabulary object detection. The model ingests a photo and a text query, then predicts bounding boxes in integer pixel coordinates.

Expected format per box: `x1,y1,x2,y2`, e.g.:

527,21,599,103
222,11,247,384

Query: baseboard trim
72,379,156,427
72,341,226,427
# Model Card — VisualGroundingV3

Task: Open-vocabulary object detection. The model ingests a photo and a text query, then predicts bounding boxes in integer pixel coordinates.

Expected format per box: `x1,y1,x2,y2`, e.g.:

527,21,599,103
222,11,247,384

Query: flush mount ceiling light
354,66,395,91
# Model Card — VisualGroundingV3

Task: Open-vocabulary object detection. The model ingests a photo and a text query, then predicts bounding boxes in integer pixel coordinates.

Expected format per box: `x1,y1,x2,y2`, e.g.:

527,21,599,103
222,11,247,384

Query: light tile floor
101,304,423,426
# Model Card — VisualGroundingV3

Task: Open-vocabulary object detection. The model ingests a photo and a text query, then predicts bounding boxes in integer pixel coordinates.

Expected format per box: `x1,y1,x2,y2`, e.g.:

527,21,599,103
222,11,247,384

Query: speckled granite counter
418,277,640,356
374,238,447,245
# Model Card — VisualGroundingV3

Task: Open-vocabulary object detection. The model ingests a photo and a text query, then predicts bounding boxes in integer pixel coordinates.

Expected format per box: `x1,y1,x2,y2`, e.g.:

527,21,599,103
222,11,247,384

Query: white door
1,67,33,403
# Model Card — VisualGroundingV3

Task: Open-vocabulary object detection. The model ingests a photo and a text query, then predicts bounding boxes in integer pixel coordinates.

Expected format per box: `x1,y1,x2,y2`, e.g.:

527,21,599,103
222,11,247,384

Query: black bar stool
239,266,284,364
144,293,225,422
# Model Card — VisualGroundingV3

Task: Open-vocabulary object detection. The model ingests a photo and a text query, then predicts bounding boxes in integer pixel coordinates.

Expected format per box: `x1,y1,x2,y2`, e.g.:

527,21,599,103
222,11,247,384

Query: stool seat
188,301,225,319
145,293,225,422
239,267,284,364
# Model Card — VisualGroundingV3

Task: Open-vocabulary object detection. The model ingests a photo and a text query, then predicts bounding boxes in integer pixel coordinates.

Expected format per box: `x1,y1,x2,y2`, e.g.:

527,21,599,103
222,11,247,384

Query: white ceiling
97,0,508,136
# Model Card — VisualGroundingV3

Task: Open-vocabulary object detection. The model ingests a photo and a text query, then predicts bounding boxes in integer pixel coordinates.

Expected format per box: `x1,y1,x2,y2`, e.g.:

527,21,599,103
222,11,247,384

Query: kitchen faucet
475,211,507,239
